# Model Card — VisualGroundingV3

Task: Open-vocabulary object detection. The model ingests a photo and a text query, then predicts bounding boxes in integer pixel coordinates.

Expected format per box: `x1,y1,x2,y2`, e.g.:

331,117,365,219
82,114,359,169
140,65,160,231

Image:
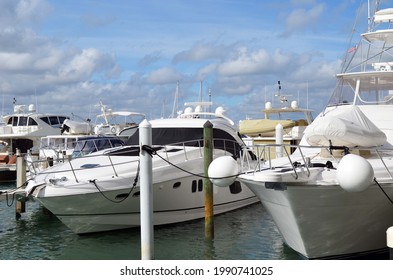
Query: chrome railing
27,138,256,183
249,143,393,182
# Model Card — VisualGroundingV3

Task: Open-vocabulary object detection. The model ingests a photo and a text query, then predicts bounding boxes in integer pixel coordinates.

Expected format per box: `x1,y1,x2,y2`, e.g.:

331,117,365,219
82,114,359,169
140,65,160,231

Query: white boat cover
62,119,92,135
304,106,386,147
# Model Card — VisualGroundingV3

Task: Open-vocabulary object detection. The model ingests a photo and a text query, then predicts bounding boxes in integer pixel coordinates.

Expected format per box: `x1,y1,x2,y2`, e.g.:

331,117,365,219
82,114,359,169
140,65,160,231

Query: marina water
0,182,301,260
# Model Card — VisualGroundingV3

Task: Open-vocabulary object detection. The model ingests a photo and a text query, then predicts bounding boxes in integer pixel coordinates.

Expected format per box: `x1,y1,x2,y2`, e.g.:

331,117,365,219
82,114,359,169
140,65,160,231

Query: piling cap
203,120,213,128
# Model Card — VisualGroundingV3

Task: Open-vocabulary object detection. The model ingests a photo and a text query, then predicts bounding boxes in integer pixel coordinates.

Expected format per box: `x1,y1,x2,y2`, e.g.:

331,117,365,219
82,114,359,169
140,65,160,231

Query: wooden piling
15,149,26,219
204,120,214,240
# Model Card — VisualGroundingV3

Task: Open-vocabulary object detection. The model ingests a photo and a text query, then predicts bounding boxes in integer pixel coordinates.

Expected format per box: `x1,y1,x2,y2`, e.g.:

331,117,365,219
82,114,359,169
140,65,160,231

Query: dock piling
15,149,26,219
139,119,154,260
204,121,214,240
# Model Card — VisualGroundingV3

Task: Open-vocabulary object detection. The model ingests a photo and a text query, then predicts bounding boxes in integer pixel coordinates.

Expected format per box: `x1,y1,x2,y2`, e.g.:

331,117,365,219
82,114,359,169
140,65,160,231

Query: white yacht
236,4,393,259
239,81,313,156
25,103,258,234
93,100,145,137
0,103,70,182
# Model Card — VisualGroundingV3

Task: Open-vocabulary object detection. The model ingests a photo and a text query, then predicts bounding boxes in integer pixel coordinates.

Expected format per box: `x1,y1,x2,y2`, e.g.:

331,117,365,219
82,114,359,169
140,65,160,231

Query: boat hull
240,175,393,259
36,176,257,234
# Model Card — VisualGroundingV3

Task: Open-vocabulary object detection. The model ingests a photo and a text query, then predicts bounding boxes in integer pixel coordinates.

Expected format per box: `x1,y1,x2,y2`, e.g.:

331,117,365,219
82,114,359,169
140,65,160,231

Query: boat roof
263,107,313,114
336,71,393,89
96,111,145,118
362,29,393,43
149,115,234,129
374,8,393,23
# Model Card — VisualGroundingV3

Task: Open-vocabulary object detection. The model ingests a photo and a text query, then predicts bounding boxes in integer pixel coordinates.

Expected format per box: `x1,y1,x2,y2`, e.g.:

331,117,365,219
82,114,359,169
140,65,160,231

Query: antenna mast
171,81,180,118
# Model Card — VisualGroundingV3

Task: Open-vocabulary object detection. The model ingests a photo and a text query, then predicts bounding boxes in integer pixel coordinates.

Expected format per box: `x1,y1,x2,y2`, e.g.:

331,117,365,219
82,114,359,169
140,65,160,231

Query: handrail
29,137,253,183
249,142,393,182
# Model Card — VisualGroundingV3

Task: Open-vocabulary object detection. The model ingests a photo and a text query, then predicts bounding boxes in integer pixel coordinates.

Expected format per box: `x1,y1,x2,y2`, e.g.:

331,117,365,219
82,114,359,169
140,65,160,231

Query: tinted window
126,127,241,156
19,116,28,126
28,117,38,126
40,117,50,125
49,116,59,125
58,116,68,124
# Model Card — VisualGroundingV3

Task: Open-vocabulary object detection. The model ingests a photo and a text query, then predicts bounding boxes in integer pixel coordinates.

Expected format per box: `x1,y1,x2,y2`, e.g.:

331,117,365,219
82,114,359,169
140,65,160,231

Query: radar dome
215,106,225,116
28,104,36,112
291,100,298,109
265,102,272,110
184,107,193,114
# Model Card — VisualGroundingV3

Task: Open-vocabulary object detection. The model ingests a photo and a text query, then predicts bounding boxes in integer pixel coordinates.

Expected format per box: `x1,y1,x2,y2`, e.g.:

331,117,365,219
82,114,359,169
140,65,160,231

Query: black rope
0,191,16,207
374,177,393,205
1,177,32,208
89,159,140,203
141,144,244,180
328,140,350,155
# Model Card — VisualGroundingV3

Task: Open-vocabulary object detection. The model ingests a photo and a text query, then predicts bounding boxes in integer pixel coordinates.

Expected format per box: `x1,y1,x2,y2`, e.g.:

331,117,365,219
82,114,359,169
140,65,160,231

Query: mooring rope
374,177,393,205
141,144,245,180
89,159,140,203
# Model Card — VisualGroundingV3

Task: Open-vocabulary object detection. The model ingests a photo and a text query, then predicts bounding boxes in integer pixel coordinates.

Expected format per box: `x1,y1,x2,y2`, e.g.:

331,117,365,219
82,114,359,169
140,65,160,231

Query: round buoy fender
337,154,374,192
208,156,238,187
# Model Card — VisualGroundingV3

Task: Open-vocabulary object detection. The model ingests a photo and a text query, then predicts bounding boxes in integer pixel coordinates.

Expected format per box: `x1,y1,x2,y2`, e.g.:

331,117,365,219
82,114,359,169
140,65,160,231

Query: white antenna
306,81,309,110
161,99,165,118
35,88,38,113
199,80,203,102
171,81,180,118
1,89,3,116
275,81,290,103
208,88,212,113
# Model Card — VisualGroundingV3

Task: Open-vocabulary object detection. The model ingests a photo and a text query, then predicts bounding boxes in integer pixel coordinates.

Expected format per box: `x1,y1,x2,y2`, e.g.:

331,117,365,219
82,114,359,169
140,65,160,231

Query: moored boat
25,102,258,234
236,3,393,259
239,81,313,157
0,103,70,182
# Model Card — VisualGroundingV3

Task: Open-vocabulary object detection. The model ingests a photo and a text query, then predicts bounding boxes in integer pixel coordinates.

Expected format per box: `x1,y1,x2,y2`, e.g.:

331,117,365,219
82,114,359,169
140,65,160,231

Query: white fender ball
208,156,238,187
337,154,374,192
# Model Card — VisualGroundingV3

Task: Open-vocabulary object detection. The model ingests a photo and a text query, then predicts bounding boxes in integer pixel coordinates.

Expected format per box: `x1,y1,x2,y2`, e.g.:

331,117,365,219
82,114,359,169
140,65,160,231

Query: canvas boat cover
239,119,296,137
304,106,386,147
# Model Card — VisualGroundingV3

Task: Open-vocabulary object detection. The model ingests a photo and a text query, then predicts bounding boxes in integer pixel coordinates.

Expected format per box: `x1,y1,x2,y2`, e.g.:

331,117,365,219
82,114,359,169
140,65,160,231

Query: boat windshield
327,76,393,107
72,137,124,158
126,127,243,157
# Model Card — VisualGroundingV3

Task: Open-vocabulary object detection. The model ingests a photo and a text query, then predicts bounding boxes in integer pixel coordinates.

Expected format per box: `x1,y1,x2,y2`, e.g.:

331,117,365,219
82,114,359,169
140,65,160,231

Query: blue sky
1,0,391,123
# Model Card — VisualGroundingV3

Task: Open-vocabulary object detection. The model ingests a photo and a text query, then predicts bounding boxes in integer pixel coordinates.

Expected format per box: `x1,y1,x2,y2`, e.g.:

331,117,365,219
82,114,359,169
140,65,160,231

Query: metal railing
27,138,256,183
249,143,393,182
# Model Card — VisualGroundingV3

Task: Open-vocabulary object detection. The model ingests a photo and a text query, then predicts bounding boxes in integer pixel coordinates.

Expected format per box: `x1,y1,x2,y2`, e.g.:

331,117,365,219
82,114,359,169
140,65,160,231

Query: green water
0,182,300,260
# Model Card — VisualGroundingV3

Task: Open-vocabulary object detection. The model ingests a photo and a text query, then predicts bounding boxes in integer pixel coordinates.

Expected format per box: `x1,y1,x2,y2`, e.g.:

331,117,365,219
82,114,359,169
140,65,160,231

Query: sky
1,0,392,124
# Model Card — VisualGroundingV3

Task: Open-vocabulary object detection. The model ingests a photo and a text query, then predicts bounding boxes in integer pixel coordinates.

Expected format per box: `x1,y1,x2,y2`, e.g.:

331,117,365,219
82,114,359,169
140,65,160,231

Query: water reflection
1,182,299,260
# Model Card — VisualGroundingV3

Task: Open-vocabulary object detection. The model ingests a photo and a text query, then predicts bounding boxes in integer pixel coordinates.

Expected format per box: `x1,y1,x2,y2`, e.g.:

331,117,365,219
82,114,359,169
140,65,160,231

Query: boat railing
27,137,124,175
29,137,255,183
249,143,393,182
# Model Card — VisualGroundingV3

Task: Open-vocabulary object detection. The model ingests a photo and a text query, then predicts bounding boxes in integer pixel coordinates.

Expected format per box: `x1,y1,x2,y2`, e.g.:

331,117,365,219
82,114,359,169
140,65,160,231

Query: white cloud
145,67,182,84
173,42,229,63
0,0,355,124
196,64,218,81
282,3,325,37
217,48,293,76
